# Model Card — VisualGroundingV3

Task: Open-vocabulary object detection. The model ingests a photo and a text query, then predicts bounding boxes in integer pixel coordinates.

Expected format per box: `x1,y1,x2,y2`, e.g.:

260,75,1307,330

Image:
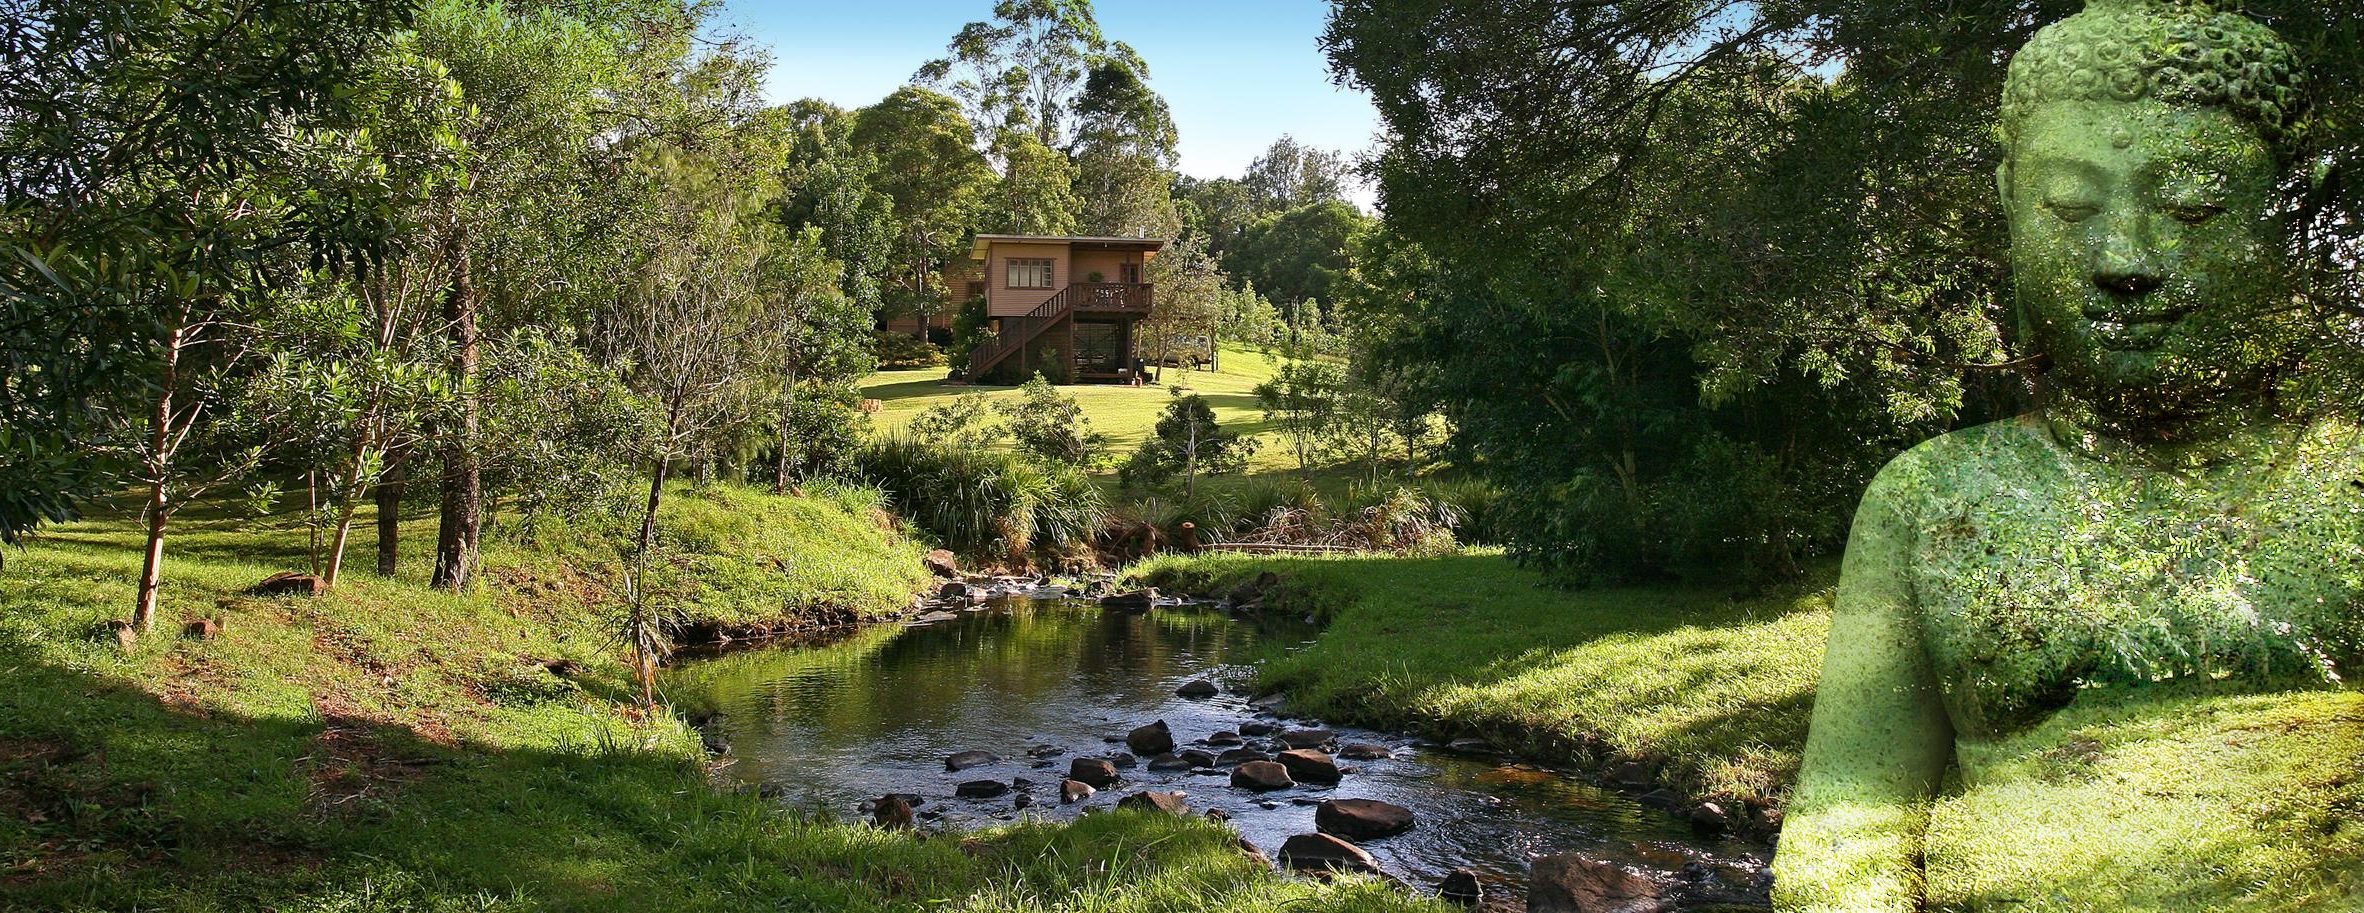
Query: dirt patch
302,707,443,819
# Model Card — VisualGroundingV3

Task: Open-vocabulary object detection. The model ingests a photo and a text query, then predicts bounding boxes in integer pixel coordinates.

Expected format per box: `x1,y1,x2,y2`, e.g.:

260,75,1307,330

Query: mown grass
1127,551,1834,808
861,347,1302,474
0,492,1446,913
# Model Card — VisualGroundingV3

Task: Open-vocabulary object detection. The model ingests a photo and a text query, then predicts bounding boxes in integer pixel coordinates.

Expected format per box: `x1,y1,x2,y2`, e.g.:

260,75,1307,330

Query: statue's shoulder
1863,415,2055,513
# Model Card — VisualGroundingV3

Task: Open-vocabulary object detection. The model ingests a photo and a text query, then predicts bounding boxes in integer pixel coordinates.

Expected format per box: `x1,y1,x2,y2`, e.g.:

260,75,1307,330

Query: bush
873,330,945,370
1118,393,1256,494
998,373,1106,467
853,435,1104,565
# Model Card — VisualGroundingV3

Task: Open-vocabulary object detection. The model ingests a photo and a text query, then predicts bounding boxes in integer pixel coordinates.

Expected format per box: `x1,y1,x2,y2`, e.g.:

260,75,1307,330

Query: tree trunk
131,324,186,635
432,235,481,592
375,448,407,577
772,378,798,495
323,447,370,588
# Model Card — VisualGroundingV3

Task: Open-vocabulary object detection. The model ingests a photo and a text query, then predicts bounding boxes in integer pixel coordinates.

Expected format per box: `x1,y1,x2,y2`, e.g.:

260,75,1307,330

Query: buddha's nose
2092,212,2166,296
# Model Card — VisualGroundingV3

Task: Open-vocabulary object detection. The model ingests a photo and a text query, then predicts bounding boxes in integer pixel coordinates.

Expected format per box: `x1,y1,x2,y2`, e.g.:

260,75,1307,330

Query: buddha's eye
2162,200,2227,225
2044,194,2101,223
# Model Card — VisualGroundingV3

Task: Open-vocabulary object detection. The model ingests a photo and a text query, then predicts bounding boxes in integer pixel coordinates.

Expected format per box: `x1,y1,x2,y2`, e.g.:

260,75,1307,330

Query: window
1006,258,1054,289
1119,261,1143,284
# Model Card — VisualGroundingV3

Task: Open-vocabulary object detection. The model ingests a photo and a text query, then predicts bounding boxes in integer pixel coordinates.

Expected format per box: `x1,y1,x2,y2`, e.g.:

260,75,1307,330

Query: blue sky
716,0,1382,189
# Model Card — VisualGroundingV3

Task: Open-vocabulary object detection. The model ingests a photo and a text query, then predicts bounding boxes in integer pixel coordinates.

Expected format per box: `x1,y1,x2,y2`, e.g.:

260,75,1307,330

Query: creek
668,594,1770,909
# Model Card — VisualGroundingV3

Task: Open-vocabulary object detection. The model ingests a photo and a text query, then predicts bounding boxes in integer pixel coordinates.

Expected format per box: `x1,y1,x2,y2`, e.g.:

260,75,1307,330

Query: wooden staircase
966,282,1151,381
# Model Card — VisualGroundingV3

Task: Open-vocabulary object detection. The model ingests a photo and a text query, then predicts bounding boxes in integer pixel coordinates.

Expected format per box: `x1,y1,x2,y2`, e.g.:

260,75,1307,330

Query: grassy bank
1128,552,1833,811
0,491,1443,913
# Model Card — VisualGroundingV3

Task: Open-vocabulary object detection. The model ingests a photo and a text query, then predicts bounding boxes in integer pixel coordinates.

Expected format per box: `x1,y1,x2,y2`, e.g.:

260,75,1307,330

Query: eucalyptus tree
1242,136,1351,213
989,130,1081,236
0,0,408,628
850,87,993,332
1070,54,1182,238
916,0,1109,149
776,99,898,318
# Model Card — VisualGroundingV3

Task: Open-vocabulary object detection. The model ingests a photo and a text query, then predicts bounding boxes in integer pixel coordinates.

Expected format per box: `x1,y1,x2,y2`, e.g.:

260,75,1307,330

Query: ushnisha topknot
2001,0,2308,152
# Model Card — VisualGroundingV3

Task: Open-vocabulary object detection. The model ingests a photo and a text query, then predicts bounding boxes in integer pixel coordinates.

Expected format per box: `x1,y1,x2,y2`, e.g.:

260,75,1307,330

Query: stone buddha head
1997,0,2311,438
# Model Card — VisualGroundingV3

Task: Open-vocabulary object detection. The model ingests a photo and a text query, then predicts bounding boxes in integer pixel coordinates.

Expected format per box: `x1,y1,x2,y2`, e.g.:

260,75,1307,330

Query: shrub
1118,393,1256,494
873,330,945,370
907,391,1007,450
998,373,1106,467
854,435,1104,565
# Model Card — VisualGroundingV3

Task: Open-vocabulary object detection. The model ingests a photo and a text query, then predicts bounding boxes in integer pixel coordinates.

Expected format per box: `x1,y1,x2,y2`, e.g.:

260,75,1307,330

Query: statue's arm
1772,467,1957,912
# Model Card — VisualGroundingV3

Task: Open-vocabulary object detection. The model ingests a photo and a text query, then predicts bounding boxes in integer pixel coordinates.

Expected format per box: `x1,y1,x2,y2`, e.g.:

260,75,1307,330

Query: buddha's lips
2082,302,2195,326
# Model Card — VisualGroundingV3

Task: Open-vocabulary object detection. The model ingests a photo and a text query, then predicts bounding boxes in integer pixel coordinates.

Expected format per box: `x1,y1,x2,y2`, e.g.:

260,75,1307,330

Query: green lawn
0,492,1444,913
862,347,1307,474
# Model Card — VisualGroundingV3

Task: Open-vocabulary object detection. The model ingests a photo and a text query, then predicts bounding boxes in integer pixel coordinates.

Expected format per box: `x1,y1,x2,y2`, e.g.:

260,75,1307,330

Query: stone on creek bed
1117,790,1190,815
1230,760,1295,791
1278,833,1378,874
1276,749,1342,785
1216,748,1271,766
1068,757,1120,787
1176,679,1219,698
1338,741,1393,760
945,750,1000,772
955,779,1011,799
1148,753,1194,772
1277,728,1336,750
1126,720,1176,756
1528,853,1668,913
1315,798,1416,840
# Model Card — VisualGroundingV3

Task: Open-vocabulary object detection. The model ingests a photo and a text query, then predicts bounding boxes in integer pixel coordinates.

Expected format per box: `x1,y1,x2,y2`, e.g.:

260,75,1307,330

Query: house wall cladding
986,241,1069,318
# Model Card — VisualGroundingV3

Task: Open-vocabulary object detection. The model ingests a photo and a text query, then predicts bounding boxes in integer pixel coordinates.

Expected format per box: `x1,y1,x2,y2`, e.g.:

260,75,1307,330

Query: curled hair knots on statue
2002,0,2308,152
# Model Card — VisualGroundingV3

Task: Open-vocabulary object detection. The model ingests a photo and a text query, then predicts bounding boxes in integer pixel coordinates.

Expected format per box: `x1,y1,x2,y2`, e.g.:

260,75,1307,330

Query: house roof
969,234,1168,260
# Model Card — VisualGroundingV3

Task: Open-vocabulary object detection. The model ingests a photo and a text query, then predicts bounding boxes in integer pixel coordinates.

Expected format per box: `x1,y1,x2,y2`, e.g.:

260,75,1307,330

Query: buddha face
2000,99,2298,428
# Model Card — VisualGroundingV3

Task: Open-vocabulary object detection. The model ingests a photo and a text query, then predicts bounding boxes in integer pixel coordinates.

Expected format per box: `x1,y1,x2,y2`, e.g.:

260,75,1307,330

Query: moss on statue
1775,1,2364,910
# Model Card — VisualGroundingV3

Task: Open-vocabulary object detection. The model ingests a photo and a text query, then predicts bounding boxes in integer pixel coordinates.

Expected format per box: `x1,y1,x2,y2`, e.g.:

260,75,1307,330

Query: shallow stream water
667,596,1770,909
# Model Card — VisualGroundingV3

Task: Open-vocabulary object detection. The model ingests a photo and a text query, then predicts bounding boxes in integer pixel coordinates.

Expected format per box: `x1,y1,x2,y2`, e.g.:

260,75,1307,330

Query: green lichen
1774,1,2364,910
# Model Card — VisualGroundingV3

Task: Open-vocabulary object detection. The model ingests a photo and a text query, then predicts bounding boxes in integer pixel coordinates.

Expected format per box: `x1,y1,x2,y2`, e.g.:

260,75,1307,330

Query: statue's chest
1907,455,2364,735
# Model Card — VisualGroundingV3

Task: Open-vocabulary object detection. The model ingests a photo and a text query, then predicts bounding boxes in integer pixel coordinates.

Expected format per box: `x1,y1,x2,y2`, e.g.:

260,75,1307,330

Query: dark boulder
1689,801,1732,832
1178,749,1218,768
1216,748,1271,766
1437,869,1484,907
1148,753,1193,772
1206,731,1244,746
1339,742,1392,760
1231,760,1295,791
955,779,1010,799
1277,728,1335,750
1529,853,1669,913
924,550,959,578
1068,757,1120,788
1126,720,1176,756
1176,679,1219,699
1116,791,1190,816
1100,588,1158,611
1277,833,1378,874
1109,751,1138,769
1277,749,1342,785
1238,721,1277,737
1316,798,1415,840
946,750,1000,772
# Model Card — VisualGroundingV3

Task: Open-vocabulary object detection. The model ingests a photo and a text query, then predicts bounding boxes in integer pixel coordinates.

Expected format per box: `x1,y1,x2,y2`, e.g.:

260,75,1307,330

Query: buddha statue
1774,1,2364,909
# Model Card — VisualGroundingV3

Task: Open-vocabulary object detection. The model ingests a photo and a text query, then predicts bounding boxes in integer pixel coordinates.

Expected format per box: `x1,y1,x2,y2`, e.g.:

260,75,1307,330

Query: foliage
1241,135,1351,213
1139,234,1227,373
916,0,1112,149
987,130,1082,236
854,434,1103,563
1229,200,1372,310
850,86,993,326
908,391,1011,451
0,0,410,547
997,373,1107,466
1119,392,1256,495
874,330,948,369
769,381,870,483
1253,360,1345,475
1322,0,2364,583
